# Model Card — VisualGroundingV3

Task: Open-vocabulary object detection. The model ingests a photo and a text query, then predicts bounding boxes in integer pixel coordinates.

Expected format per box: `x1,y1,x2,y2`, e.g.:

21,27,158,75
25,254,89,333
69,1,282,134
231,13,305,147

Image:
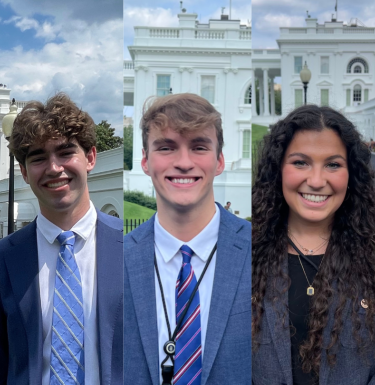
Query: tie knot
180,245,194,263
57,231,76,247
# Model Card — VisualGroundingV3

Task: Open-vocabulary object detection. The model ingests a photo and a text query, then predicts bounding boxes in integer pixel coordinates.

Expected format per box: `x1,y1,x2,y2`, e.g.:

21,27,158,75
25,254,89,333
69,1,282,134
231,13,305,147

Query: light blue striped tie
174,245,202,385
50,231,84,385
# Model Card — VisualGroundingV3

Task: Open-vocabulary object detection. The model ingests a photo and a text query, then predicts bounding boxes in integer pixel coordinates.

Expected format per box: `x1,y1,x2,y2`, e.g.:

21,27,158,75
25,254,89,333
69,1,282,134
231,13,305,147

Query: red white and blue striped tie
174,245,202,385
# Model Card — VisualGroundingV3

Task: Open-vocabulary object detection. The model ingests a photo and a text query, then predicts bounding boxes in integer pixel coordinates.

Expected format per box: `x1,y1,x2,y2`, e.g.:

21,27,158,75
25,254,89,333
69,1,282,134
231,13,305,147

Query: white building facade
124,11,252,218
253,17,375,139
0,87,123,238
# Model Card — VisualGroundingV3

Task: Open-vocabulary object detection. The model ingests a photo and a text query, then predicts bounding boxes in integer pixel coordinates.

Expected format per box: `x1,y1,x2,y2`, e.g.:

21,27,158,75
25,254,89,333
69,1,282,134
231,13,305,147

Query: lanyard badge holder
154,243,217,385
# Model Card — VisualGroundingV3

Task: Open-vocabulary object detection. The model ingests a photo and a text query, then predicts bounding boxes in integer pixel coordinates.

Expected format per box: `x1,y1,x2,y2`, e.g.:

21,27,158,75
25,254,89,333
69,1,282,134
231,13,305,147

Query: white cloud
255,13,305,33
0,18,124,132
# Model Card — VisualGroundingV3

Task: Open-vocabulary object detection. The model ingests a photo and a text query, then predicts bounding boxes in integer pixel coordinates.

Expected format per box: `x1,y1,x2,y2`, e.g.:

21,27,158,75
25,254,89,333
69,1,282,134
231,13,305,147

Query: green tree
123,125,133,170
95,120,123,153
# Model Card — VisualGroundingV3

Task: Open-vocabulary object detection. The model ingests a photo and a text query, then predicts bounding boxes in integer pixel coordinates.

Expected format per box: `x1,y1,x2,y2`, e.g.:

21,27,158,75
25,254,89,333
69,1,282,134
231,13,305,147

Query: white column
251,69,258,117
263,68,270,116
270,76,275,116
259,77,264,116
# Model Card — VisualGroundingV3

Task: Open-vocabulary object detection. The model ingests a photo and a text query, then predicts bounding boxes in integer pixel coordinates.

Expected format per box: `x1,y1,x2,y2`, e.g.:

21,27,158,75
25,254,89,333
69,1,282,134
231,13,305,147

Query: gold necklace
287,233,327,296
296,253,325,296
288,231,328,255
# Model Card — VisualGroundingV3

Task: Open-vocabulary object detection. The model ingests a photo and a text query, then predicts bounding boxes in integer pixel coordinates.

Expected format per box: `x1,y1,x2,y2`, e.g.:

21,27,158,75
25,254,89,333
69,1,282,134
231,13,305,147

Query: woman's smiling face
281,128,349,226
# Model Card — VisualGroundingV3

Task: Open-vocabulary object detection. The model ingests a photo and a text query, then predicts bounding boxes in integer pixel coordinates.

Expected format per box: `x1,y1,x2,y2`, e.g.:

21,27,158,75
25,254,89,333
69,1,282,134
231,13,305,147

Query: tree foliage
95,120,123,153
123,124,133,170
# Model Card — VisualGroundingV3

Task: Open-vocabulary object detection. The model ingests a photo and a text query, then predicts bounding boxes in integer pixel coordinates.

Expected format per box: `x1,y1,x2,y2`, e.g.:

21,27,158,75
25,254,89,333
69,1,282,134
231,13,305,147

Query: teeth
302,193,328,203
171,178,195,184
47,180,69,188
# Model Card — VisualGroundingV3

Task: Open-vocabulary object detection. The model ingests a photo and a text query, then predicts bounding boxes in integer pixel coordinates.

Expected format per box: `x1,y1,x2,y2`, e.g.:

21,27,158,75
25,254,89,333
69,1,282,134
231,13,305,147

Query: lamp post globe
299,62,311,105
2,100,17,138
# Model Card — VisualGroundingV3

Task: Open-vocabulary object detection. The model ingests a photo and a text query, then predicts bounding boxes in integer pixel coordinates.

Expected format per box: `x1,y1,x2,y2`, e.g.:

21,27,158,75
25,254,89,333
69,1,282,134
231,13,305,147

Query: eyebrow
287,152,347,162
151,136,213,146
26,142,78,159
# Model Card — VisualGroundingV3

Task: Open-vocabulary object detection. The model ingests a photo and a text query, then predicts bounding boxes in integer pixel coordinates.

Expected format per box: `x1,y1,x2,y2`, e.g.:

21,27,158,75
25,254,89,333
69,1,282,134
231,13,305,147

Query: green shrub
124,190,157,210
245,217,251,222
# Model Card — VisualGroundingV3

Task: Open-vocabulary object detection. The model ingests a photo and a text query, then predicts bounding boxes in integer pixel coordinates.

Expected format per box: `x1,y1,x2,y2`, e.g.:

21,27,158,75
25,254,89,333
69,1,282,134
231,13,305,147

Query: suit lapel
125,218,159,385
201,210,250,385
96,213,123,383
4,221,43,384
263,257,293,385
264,291,293,385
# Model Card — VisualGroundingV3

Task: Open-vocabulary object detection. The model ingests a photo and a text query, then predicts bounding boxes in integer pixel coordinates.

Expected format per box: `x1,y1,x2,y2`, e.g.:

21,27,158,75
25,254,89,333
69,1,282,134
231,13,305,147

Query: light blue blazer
124,204,252,384
0,210,123,385
252,259,375,385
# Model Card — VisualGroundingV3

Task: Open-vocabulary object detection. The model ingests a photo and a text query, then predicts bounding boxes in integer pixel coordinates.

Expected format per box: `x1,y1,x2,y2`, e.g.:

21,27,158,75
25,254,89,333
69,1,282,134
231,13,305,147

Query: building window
242,130,251,158
347,58,369,73
244,85,251,104
201,75,215,103
346,89,351,106
321,89,329,106
353,85,362,102
156,75,171,96
295,89,303,108
364,89,369,102
294,57,302,74
354,65,362,73
320,57,329,74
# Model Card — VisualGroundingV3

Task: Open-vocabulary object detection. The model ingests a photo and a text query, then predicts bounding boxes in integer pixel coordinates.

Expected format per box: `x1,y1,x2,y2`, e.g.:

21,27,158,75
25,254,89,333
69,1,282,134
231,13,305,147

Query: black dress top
288,253,323,385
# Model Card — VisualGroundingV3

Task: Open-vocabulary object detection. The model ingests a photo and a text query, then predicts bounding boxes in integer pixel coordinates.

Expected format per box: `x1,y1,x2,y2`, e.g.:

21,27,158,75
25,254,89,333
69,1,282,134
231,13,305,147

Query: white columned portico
259,77,264,116
251,69,258,116
270,76,275,116
262,68,270,116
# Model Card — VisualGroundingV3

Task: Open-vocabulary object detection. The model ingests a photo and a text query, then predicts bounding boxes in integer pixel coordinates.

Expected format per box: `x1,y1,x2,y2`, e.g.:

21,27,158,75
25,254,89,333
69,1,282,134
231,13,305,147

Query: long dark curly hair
252,104,375,374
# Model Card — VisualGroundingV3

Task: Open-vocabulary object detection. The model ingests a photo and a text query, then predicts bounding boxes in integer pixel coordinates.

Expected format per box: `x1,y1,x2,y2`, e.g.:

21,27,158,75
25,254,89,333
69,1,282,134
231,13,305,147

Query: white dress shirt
37,201,100,385
154,204,220,383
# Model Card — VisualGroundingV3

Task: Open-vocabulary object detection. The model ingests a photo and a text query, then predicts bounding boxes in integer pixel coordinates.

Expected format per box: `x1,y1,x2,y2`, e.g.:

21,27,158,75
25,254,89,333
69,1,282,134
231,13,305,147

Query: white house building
124,10,252,218
253,15,375,140
0,87,123,238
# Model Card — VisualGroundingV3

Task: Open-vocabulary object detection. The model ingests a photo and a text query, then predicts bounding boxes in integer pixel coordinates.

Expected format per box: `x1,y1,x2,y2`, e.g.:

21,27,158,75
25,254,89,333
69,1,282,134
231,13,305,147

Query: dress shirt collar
36,201,97,244
154,203,220,263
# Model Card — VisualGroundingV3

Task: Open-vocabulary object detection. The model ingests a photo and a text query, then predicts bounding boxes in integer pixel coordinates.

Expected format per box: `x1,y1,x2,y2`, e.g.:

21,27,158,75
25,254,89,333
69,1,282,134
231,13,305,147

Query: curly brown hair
9,93,96,165
140,93,223,159
252,104,375,375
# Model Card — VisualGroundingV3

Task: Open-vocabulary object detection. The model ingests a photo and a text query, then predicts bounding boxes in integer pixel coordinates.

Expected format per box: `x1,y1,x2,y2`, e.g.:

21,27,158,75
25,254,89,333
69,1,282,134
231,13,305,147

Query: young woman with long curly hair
252,105,375,385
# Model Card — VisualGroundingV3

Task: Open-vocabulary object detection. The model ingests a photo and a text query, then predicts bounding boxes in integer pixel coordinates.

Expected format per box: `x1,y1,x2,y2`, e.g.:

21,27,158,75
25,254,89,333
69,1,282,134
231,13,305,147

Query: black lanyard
287,237,319,271
154,243,217,385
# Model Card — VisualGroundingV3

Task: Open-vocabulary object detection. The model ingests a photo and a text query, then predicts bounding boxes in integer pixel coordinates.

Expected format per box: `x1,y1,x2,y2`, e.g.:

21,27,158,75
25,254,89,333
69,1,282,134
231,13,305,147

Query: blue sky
0,0,123,133
252,0,375,49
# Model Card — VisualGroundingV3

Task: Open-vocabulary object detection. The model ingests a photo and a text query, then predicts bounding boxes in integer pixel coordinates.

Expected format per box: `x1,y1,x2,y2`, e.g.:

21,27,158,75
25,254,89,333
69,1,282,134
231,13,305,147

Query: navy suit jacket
124,204,252,384
252,259,375,385
0,210,123,385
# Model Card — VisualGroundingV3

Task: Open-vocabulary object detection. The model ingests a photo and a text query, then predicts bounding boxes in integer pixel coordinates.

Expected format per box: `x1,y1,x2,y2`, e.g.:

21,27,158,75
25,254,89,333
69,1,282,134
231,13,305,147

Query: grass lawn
123,201,156,233
252,124,269,146
124,201,155,220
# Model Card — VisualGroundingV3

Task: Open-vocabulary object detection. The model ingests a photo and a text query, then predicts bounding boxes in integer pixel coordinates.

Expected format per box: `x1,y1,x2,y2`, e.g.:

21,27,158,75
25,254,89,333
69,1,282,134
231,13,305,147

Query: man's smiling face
141,125,225,214
20,137,96,223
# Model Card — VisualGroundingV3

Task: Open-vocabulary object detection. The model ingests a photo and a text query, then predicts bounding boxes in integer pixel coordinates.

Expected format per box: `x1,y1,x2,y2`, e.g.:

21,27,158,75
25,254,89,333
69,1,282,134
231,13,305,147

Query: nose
173,147,194,171
45,156,64,175
306,166,327,189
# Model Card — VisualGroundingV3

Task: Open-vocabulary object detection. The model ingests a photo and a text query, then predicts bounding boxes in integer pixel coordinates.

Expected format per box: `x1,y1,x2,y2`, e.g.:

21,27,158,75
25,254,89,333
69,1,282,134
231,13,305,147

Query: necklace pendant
307,286,315,296
308,249,313,254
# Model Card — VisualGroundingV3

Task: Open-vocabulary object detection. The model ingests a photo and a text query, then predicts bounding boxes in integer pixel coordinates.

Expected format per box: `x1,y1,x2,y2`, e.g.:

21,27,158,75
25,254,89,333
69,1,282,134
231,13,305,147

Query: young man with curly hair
124,93,251,385
0,93,123,385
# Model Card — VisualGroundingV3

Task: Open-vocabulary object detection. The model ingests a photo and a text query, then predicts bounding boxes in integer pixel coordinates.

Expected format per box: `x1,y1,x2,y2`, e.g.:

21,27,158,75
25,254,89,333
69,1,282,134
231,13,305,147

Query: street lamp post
300,62,312,105
2,98,18,235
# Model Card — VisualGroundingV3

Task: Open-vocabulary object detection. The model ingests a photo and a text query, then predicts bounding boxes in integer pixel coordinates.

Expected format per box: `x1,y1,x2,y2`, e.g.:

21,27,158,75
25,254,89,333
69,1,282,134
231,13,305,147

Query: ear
20,164,29,184
86,146,97,172
215,152,225,176
141,148,150,176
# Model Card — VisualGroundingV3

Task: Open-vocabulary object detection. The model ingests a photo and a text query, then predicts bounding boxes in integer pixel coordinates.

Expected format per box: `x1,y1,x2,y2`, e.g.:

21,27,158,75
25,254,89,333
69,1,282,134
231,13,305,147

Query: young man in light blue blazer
0,94,123,385
124,93,251,384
